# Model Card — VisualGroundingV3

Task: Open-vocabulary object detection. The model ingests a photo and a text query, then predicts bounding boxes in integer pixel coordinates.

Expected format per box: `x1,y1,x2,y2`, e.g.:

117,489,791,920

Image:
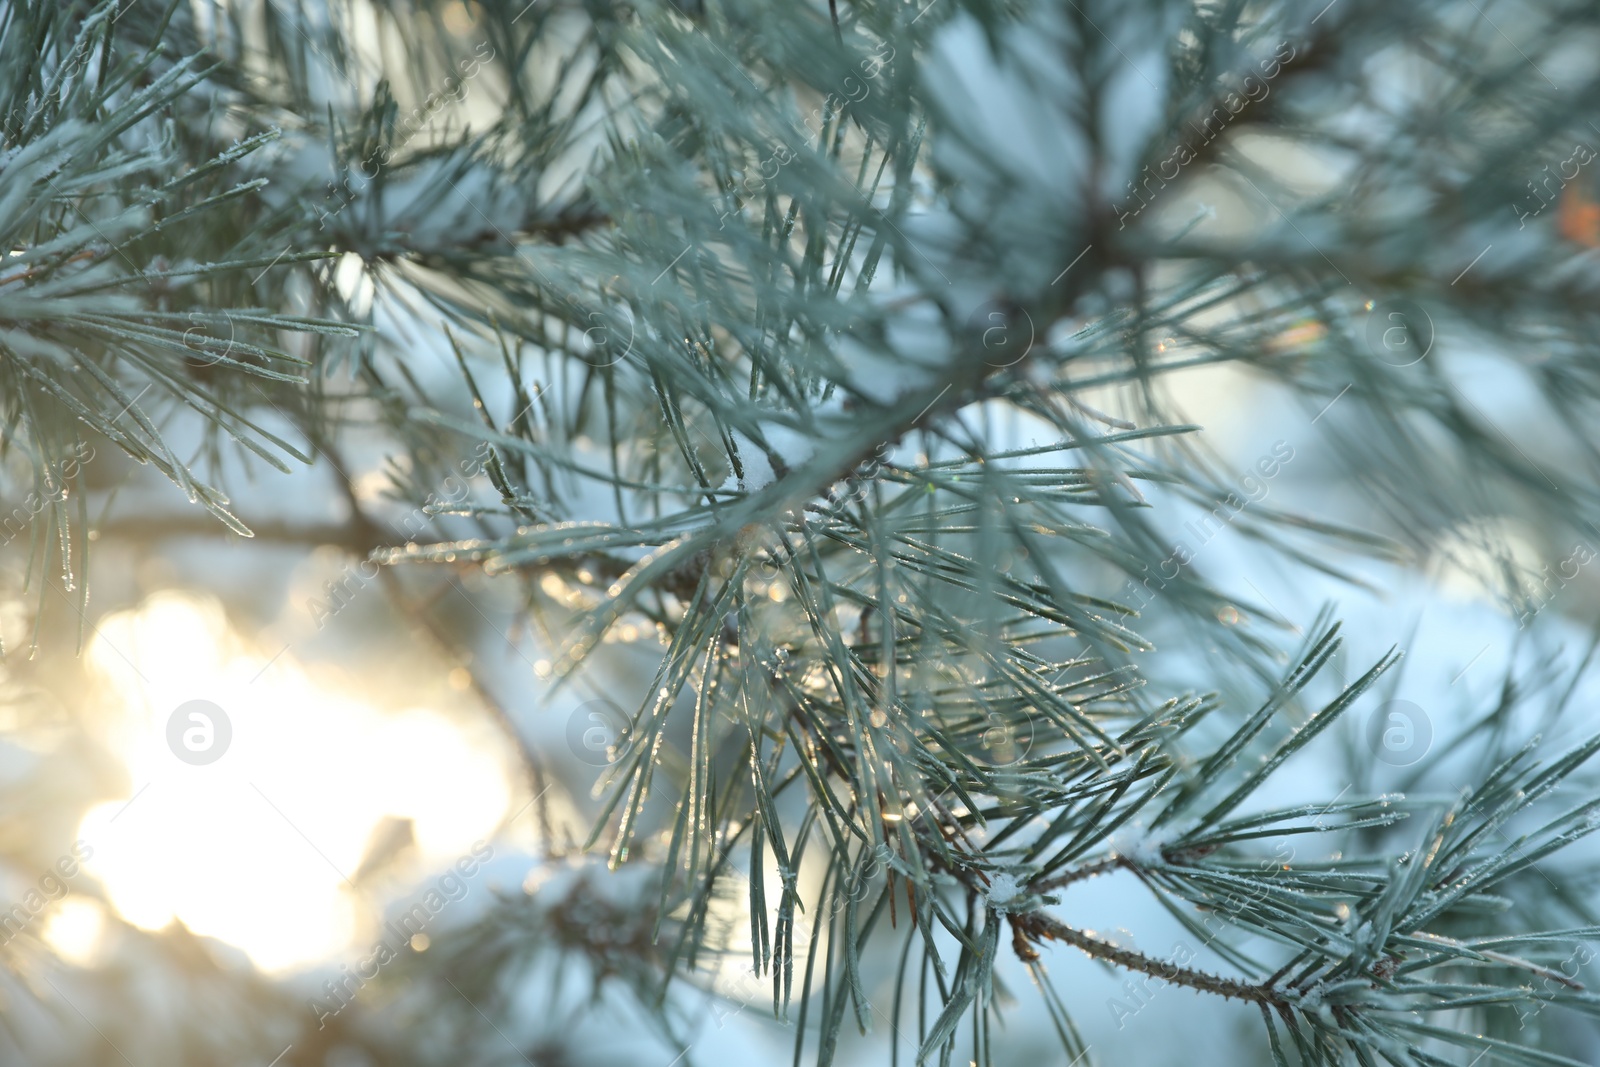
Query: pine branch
1011,910,1288,1006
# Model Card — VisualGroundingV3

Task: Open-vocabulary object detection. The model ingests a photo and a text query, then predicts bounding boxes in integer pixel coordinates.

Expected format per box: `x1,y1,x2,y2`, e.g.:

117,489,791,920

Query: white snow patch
985,871,1024,912
1108,819,1177,867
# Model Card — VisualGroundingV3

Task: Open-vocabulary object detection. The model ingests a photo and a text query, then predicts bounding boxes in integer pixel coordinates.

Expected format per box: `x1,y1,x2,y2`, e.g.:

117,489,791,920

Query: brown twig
1012,910,1288,1006
1028,855,1127,894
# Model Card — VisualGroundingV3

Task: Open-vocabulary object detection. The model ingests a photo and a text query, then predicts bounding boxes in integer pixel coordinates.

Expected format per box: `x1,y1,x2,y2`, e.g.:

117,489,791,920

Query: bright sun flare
71,591,513,973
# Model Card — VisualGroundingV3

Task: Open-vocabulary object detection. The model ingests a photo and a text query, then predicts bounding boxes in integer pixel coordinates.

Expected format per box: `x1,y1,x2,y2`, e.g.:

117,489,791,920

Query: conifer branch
1011,910,1288,1006
1029,855,1128,894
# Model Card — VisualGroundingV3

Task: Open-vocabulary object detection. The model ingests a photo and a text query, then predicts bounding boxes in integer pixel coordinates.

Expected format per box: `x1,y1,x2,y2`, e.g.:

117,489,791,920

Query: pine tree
8,0,1600,1064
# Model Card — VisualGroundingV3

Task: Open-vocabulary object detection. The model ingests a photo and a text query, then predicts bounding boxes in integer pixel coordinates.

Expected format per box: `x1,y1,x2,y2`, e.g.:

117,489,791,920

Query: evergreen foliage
8,0,1600,1063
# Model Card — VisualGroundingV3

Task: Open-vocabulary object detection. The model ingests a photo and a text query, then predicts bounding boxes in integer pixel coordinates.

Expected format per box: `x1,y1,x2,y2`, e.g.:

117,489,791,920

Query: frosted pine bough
382,1,1600,1063
8,0,1600,1064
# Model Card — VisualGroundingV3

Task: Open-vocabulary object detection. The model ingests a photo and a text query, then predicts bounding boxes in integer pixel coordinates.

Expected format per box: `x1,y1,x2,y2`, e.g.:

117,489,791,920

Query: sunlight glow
75,591,513,973
43,897,107,967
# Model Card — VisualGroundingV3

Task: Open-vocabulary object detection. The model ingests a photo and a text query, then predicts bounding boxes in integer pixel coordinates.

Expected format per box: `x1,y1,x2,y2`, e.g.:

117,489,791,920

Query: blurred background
6,0,1600,1063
